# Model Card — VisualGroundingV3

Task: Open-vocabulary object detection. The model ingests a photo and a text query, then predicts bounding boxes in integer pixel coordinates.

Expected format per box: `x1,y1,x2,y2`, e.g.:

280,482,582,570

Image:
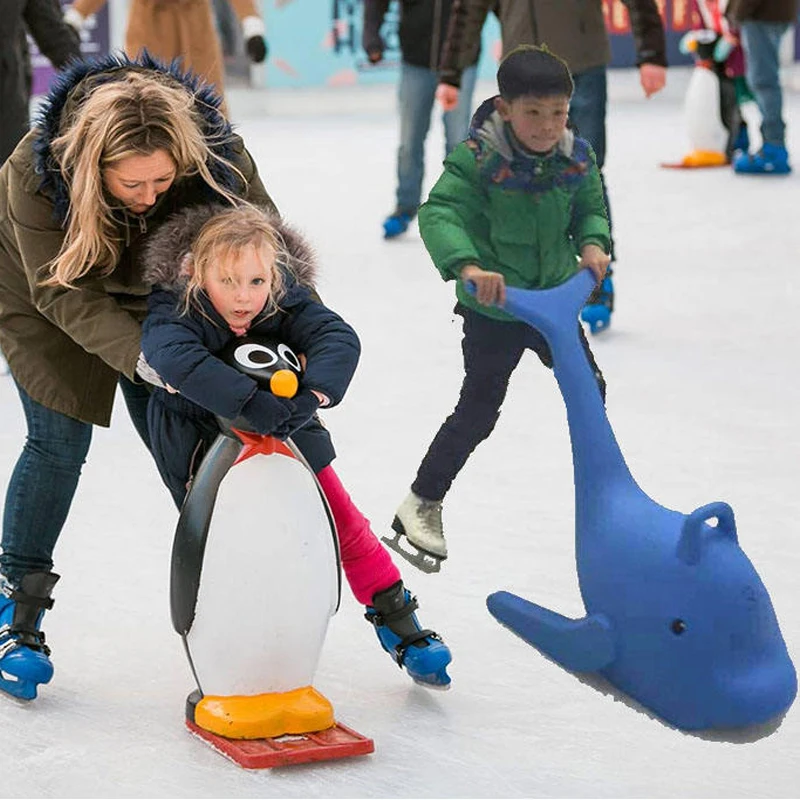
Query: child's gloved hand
242,389,293,435
242,16,268,63
271,391,321,440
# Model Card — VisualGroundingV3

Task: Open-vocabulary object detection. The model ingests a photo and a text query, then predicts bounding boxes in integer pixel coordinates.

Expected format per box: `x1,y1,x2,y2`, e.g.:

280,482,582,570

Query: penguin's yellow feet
681,150,728,168
192,686,335,740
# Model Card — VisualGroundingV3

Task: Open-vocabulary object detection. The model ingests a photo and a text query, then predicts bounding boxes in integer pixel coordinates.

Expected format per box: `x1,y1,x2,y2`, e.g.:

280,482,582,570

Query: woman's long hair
44,70,245,287
182,205,289,320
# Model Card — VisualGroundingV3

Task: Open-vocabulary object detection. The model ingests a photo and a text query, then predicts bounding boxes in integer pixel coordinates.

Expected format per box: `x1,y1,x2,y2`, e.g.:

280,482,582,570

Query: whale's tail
486,591,615,673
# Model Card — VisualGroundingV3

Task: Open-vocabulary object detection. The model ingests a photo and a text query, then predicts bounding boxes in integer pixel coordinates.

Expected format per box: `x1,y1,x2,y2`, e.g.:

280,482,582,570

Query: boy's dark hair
497,45,574,101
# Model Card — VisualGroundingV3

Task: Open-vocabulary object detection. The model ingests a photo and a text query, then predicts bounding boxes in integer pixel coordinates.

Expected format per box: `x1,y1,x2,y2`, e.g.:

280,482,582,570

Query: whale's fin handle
464,270,596,339
676,501,738,566
487,591,616,672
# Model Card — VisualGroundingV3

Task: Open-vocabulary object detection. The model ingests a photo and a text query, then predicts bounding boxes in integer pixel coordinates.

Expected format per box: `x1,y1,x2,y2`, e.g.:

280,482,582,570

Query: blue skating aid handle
464,270,596,337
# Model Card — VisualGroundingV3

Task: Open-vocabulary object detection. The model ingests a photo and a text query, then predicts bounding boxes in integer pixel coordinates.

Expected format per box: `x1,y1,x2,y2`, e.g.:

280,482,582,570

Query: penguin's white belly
685,67,727,152
187,452,338,696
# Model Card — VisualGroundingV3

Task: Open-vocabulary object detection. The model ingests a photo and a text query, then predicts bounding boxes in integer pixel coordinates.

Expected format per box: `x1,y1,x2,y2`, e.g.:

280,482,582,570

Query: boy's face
203,244,274,334
495,94,570,154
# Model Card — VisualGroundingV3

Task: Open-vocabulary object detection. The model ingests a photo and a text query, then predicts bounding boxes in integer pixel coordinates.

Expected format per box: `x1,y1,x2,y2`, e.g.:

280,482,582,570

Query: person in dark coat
362,0,482,239
0,0,81,166
139,202,454,690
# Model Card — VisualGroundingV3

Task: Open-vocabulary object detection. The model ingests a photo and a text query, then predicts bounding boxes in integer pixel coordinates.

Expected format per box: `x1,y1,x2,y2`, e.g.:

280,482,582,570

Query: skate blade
381,529,444,574
186,719,374,769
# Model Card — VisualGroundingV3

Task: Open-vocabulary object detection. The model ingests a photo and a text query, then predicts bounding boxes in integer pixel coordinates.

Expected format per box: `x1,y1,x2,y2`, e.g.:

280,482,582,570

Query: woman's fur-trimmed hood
32,51,241,224
142,203,318,290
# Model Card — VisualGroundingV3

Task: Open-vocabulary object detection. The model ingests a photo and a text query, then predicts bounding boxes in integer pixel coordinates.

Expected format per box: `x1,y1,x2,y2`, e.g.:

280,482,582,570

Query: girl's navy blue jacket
140,204,361,507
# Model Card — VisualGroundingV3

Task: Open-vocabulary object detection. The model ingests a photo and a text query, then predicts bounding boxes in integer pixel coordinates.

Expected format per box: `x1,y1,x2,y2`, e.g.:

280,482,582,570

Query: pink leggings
316,465,401,606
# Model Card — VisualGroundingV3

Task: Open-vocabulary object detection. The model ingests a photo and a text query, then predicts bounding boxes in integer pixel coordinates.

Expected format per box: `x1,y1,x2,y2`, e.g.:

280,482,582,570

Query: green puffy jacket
418,98,610,321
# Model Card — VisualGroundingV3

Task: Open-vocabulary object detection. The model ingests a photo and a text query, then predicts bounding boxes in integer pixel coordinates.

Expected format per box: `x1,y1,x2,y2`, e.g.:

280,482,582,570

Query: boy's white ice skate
382,492,447,574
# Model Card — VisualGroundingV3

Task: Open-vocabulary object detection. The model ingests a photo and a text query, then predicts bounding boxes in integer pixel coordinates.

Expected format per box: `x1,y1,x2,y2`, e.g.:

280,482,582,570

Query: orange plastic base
186,719,375,769
661,150,730,169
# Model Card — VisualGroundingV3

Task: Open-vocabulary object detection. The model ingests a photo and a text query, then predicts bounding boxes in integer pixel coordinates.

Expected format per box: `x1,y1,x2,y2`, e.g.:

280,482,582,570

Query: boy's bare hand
461,264,506,307
579,244,611,283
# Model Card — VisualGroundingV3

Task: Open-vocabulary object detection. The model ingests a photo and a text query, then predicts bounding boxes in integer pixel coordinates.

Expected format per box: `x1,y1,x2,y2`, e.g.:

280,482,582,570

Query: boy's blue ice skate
382,210,414,239
580,268,614,334
733,143,791,175
365,581,452,689
0,572,59,701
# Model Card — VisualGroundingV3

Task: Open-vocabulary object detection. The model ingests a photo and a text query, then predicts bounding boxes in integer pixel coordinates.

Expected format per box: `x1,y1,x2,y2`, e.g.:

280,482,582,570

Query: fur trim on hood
142,203,318,290
32,52,241,225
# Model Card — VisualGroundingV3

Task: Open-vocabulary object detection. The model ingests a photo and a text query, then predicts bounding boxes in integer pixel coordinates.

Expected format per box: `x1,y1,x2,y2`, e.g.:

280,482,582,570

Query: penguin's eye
234,343,278,370
278,343,302,371
670,619,687,635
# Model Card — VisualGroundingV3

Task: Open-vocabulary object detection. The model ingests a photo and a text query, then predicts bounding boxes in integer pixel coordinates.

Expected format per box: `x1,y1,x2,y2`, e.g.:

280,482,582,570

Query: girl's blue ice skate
0,572,59,700
365,581,452,689
580,269,614,334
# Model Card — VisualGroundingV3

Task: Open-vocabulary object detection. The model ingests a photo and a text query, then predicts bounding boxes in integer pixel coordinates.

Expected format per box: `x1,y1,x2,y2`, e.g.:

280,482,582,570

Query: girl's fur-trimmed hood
142,203,319,290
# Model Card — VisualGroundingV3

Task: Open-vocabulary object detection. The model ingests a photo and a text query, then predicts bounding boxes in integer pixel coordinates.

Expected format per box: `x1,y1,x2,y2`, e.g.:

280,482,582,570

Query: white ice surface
2,68,799,798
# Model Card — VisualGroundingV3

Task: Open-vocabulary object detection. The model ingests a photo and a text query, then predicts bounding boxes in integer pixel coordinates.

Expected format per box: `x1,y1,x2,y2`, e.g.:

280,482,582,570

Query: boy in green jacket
386,45,611,573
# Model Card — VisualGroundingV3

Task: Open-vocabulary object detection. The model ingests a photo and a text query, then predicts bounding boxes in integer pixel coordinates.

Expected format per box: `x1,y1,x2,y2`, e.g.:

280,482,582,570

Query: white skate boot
382,492,447,574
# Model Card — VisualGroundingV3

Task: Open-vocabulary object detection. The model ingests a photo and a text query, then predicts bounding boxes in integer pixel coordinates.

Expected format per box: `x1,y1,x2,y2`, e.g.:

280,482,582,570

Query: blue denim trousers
570,65,613,255
741,20,791,147
395,61,479,214
0,377,151,587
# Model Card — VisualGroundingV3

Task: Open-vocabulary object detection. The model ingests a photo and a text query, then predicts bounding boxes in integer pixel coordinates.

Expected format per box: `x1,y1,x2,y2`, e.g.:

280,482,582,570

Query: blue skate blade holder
467,272,797,730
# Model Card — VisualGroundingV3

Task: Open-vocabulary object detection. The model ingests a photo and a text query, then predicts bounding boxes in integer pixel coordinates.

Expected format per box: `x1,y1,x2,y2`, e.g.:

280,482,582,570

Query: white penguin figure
171,336,342,743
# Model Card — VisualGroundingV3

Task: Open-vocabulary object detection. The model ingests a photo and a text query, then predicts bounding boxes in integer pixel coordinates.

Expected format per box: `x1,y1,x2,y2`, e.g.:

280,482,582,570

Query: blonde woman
0,53,272,701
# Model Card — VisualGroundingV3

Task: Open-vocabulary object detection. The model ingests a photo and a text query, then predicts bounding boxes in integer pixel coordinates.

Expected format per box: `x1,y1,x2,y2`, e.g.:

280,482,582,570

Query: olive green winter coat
0,58,274,426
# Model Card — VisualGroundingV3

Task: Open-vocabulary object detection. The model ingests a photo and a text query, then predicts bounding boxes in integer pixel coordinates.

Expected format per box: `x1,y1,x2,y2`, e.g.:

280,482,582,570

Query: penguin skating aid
171,336,373,767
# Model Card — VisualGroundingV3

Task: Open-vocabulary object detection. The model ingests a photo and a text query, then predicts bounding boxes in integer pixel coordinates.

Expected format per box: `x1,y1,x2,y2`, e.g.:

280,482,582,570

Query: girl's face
495,94,570,154
203,244,275,335
103,149,177,214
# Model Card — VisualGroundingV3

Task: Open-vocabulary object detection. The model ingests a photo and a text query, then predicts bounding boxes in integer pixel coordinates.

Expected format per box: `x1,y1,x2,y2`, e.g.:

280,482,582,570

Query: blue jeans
740,20,791,147
395,61,479,214
0,377,151,587
570,65,613,254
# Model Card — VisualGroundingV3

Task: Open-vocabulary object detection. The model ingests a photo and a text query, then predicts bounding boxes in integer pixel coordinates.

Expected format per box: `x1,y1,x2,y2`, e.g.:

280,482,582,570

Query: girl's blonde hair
45,70,245,287
182,206,288,320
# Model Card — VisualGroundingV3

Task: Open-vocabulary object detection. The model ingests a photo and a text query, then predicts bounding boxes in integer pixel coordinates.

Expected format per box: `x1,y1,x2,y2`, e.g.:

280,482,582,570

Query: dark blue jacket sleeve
141,290,260,418
275,295,361,407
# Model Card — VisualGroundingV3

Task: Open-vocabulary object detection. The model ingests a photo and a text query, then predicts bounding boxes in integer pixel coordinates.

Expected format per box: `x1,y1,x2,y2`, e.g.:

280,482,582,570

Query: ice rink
2,67,799,798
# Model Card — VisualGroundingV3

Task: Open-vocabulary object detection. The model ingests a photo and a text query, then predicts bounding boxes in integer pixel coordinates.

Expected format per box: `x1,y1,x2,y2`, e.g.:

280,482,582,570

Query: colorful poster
30,1,110,96
263,0,501,88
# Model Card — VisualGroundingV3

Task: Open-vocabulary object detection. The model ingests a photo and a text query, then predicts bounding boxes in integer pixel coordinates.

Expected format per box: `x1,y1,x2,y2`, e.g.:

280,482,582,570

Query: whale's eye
670,619,687,635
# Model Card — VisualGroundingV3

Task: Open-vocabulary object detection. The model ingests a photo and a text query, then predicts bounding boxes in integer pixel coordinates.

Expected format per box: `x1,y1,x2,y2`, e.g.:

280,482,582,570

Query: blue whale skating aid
480,271,797,731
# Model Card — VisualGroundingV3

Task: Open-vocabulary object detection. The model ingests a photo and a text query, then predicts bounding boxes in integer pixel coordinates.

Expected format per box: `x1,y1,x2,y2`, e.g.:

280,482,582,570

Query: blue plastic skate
365,586,452,689
733,143,791,175
0,581,57,701
481,271,796,730
382,211,414,239
580,272,614,334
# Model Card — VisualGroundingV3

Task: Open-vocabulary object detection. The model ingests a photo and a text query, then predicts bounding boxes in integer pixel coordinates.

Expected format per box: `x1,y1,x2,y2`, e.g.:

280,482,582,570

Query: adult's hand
436,83,460,111
639,63,666,98
367,49,383,64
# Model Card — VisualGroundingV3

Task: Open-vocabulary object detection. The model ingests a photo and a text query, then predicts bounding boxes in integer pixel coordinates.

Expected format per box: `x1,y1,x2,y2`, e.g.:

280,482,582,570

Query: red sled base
186,719,375,769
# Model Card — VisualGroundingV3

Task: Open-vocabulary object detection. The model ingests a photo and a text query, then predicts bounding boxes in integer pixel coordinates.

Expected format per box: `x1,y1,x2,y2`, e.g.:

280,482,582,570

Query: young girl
139,203,452,689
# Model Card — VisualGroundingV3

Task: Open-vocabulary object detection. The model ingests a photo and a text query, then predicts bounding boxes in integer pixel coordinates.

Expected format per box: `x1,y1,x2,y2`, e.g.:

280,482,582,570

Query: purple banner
29,1,110,96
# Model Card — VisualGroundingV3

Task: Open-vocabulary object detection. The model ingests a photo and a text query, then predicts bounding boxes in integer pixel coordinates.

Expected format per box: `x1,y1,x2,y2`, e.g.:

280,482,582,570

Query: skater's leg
316,465,400,606
1,381,92,586
442,63,478,155
384,63,437,238
411,308,526,502
118,375,153,453
392,309,526,566
0,382,89,698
